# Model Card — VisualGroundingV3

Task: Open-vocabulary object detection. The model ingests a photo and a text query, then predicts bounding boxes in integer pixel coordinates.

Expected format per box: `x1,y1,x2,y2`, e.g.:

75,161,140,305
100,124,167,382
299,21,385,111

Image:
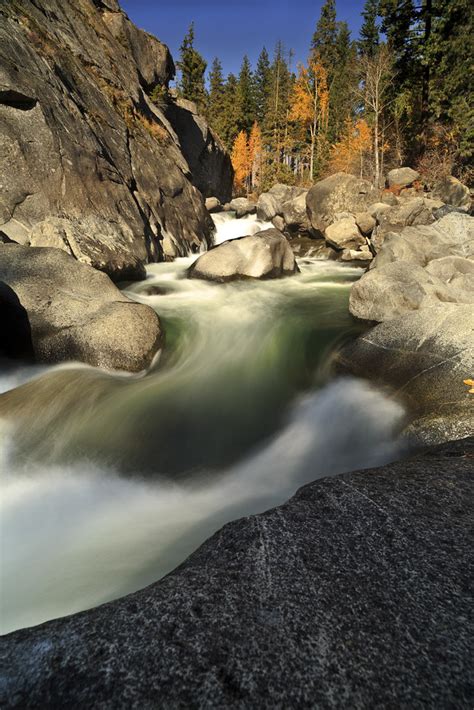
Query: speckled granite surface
1,438,473,708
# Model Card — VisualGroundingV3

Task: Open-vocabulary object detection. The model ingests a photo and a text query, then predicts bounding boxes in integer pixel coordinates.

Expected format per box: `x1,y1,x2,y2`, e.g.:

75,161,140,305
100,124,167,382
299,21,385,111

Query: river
0,214,406,634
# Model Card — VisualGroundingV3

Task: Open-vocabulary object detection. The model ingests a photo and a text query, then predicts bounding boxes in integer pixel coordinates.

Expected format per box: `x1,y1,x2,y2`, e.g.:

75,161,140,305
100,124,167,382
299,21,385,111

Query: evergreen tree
311,0,338,83
219,73,239,150
254,47,272,125
264,41,293,168
208,57,226,137
236,55,256,133
176,23,207,110
358,0,380,57
331,22,358,140
427,0,474,162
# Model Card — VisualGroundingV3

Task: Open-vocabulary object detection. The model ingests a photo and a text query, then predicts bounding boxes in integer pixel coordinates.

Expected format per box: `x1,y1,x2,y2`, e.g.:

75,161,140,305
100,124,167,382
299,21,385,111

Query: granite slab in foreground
1,439,473,708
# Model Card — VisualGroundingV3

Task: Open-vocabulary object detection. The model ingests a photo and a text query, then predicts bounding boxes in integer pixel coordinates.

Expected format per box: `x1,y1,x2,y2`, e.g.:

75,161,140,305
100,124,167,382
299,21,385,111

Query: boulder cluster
334,172,473,445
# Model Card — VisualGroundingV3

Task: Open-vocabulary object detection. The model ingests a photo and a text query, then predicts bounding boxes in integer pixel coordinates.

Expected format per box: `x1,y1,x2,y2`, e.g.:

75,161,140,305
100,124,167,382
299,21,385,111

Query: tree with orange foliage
289,57,329,179
329,118,372,177
231,130,250,193
248,121,263,190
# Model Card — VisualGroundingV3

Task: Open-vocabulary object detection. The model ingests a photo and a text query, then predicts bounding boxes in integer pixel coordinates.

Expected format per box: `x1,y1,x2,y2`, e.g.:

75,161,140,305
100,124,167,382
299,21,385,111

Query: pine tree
207,57,226,137
265,41,292,166
331,22,358,140
236,55,256,134
358,0,380,57
311,0,338,84
254,47,272,125
176,23,207,111
427,0,473,163
219,73,239,150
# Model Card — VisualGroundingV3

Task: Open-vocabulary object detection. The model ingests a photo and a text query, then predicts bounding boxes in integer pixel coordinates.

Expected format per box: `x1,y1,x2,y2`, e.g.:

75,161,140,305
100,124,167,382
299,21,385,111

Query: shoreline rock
188,228,299,282
1,437,472,707
0,244,162,372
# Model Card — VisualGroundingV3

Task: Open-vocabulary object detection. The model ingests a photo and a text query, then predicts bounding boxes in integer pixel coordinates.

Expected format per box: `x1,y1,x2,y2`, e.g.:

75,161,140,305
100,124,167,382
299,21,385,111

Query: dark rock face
164,99,233,205
0,244,162,371
1,438,472,708
0,0,226,273
188,229,298,282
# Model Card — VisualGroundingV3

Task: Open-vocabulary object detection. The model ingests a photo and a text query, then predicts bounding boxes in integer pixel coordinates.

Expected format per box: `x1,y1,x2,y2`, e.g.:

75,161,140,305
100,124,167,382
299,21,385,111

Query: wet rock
338,306,474,444
1,438,472,707
0,244,162,371
188,229,298,282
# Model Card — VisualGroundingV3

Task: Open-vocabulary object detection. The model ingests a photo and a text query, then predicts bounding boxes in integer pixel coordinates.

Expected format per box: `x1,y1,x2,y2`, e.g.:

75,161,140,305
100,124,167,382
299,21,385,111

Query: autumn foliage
231,122,263,193
329,118,372,176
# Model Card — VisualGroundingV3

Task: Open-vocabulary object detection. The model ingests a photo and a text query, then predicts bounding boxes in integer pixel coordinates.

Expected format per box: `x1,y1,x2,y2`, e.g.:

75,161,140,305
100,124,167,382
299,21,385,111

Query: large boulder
371,197,438,251
432,176,471,209
325,216,366,251
306,173,379,235
371,212,474,270
387,167,420,189
0,244,162,371
337,305,474,444
349,261,455,321
1,438,472,707
188,229,298,282
0,0,228,272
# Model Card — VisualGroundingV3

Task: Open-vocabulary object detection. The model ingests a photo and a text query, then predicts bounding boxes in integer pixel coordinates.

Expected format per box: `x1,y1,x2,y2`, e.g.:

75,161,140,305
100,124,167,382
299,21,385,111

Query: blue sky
121,0,366,79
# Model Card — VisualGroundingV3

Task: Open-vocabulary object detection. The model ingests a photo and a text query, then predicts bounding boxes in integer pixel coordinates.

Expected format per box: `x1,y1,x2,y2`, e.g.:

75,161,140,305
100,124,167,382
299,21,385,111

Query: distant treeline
169,0,473,192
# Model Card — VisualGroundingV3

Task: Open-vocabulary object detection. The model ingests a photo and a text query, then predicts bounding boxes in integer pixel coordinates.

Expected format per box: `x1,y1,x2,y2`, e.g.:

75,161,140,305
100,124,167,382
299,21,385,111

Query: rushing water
0,215,406,634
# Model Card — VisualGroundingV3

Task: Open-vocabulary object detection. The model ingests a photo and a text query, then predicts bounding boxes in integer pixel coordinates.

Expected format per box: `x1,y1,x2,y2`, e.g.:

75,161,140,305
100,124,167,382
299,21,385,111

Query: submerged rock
0,244,161,371
1,438,472,707
188,229,298,282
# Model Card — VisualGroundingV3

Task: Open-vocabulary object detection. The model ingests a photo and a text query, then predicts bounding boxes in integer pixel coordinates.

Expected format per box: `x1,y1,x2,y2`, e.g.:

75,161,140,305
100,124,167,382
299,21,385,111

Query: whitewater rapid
0,214,406,634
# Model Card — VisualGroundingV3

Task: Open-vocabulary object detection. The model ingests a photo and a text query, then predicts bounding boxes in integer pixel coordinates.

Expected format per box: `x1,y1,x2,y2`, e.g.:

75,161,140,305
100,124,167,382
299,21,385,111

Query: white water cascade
0,214,406,634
